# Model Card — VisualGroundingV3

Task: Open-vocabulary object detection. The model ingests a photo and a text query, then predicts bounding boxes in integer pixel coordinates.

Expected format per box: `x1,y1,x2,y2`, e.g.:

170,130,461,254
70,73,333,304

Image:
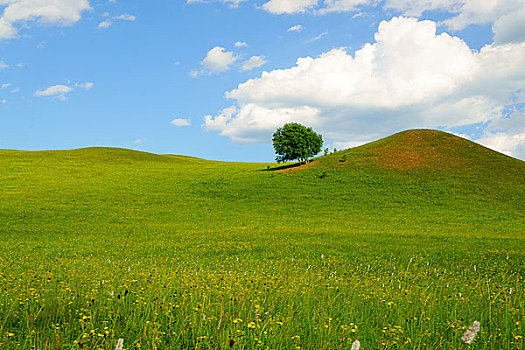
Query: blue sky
1,0,524,162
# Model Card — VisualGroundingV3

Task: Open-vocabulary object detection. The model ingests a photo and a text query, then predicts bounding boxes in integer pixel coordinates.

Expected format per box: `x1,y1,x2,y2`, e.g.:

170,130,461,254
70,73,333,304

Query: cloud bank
0,0,91,40
203,17,525,158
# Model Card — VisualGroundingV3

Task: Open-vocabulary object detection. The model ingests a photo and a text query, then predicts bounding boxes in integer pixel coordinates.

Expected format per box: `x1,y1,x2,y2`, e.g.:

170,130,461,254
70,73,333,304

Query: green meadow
0,129,523,349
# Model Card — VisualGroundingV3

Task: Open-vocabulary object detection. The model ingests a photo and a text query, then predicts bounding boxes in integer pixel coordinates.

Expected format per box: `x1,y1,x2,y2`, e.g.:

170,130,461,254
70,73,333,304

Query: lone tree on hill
272,123,323,163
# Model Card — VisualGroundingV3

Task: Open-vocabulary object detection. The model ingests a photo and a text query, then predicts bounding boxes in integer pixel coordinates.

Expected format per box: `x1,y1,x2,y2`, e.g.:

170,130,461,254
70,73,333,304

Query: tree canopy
272,123,323,163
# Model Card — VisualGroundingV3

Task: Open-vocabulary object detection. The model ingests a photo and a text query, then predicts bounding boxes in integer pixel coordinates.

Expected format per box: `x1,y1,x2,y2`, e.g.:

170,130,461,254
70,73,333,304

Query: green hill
0,129,523,349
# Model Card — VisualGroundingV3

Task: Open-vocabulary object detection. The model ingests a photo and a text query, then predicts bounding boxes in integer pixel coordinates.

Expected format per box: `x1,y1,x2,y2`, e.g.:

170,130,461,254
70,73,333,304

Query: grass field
0,129,523,349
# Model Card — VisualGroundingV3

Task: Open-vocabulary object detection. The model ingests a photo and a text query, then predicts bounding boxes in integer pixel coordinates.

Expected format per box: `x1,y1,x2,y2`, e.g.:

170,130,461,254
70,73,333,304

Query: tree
272,123,323,163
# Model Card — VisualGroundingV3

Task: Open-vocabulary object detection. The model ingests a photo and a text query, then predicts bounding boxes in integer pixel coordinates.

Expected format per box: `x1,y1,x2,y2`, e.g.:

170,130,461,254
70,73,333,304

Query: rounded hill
315,129,524,173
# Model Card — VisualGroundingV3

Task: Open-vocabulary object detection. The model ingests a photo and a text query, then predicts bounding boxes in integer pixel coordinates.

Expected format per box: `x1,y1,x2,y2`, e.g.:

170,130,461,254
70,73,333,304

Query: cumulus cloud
191,46,239,77
287,24,304,32
203,17,525,158
0,61,8,69
1,83,10,88
34,81,93,100
204,105,320,143
241,56,267,71
170,118,191,127
0,0,91,40
493,6,525,44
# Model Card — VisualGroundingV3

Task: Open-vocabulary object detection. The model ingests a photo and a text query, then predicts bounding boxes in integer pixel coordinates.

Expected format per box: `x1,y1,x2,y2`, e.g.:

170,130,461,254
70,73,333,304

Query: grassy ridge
0,130,523,349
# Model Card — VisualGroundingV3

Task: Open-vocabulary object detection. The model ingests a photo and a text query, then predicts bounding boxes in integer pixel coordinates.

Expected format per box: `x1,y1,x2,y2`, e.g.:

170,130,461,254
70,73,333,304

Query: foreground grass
0,130,523,349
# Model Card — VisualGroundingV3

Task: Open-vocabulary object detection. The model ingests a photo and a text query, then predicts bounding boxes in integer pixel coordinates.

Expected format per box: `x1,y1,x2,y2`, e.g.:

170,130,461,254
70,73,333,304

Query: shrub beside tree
272,123,323,163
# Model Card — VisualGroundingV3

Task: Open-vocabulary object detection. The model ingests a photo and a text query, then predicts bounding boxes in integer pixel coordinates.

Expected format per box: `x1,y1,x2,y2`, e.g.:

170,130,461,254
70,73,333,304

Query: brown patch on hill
365,129,471,170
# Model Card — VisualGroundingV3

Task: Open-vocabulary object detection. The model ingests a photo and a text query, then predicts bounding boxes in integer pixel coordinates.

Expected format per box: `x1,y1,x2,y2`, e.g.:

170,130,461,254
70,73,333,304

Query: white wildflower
461,321,480,344
351,339,360,350
115,338,124,350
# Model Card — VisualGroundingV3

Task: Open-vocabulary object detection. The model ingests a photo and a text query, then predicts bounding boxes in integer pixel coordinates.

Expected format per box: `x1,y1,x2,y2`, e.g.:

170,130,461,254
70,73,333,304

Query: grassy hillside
0,129,523,349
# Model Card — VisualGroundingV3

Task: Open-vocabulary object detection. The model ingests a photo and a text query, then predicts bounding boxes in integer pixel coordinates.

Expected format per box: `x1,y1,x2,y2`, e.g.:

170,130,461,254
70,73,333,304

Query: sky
0,0,524,162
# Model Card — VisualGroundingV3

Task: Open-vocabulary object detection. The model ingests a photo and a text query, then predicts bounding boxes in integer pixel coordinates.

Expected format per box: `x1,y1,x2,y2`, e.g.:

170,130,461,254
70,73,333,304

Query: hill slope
1,128,523,245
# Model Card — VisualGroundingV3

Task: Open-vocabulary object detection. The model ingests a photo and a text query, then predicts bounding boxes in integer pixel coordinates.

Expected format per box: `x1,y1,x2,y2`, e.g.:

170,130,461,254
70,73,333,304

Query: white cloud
308,30,328,42
34,84,74,99
203,105,320,143
98,13,136,29
10,87,20,93
114,14,136,21
75,82,94,90
493,6,525,44
0,0,91,40
385,0,525,33
0,61,8,69
1,99,6,104
287,24,304,32
235,41,248,47
226,0,525,44
384,0,458,17
261,0,318,14
134,138,144,144
241,56,267,71
170,118,191,127
191,46,239,77
203,17,525,151
34,81,93,100
187,0,246,8
259,0,377,14
1,83,10,88
98,19,112,29
443,0,524,31
478,131,525,159
475,106,525,159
